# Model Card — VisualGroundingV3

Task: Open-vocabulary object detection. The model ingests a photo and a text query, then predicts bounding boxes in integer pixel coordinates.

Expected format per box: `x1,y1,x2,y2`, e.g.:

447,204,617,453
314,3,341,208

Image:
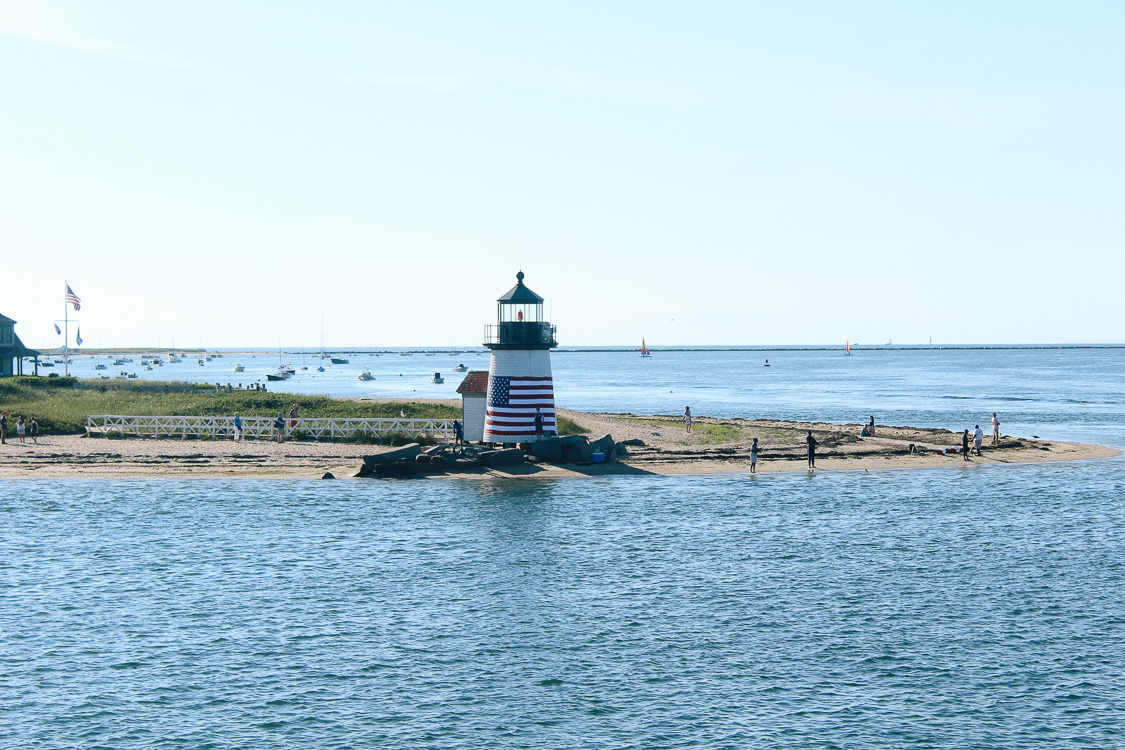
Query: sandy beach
0,407,1117,479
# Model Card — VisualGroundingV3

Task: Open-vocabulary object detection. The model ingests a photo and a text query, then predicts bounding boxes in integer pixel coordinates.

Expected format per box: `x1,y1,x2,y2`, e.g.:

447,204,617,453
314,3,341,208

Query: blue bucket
591,451,605,463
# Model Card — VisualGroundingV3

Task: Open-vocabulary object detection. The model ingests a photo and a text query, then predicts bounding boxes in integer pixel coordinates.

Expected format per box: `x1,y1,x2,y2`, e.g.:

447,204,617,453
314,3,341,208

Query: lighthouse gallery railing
86,415,456,441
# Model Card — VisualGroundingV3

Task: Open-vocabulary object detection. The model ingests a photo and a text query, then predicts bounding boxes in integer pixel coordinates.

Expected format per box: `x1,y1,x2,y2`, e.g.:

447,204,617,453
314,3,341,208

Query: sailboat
641,339,651,357
845,341,851,356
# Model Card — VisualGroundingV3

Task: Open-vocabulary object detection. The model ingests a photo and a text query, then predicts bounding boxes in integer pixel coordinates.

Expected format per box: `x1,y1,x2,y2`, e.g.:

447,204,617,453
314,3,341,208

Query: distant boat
764,359,771,367
316,366,325,372
93,363,106,370
453,363,468,372
40,361,54,368
233,364,244,373
431,372,444,384
845,341,851,356
358,366,375,381
641,339,651,357
330,357,349,365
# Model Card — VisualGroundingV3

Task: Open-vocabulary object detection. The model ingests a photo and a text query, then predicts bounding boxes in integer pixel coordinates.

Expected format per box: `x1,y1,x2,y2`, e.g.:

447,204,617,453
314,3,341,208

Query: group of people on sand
0,411,39,445
959,413,1002,461
681,406,1006,474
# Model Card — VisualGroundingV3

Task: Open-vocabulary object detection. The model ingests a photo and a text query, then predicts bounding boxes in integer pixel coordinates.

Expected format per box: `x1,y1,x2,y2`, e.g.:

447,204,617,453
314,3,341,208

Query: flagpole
64,280,69,377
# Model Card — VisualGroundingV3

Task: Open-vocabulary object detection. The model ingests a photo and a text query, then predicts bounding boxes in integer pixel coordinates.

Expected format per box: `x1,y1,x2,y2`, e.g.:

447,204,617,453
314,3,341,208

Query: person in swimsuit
684,406,692,433
806,431,817,468
991,413,1000,446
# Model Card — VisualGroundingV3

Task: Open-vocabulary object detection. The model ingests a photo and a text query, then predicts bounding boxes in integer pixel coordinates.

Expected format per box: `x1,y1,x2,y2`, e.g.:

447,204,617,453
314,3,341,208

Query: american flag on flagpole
66,284,81,311
485,375,556,438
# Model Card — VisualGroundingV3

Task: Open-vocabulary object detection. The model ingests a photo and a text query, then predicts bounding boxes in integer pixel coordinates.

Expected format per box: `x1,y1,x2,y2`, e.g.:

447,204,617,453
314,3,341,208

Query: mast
63,280,69,377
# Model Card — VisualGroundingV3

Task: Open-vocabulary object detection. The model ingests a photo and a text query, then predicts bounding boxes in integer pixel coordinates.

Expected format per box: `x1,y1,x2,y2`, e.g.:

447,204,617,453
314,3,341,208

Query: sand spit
0,409,1117,479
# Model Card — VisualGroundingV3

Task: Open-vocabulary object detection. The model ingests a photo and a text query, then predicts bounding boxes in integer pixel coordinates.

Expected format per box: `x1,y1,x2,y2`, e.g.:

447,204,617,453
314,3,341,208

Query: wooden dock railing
85,415,456,441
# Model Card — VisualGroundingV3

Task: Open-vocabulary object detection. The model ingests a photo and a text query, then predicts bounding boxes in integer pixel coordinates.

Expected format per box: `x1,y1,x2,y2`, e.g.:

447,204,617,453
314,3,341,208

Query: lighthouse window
498,303,543,323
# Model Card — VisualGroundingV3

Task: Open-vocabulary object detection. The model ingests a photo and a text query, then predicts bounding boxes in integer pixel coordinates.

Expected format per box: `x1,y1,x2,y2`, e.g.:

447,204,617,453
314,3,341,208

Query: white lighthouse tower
482,271,558,444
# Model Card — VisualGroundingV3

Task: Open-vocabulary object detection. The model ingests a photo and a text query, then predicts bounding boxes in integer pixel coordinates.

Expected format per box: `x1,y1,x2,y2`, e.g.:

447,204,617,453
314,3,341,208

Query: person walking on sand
974,424,984,455
16,416,25,444
233,412,242,442
961,429,970,461
1,411,7,445
30,417,38,445
806,431,817,469
534,408,544,441
684,406,693,433
274,412,285,443
750,437,759,474
991,412,1000,446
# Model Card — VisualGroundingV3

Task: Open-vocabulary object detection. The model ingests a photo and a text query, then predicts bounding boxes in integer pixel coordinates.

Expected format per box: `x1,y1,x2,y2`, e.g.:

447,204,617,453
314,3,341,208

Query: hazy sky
2,1,1122,349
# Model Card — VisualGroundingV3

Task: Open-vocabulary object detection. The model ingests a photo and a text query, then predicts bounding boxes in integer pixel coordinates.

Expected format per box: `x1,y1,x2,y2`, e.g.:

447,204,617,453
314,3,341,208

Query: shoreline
0,410,1118,479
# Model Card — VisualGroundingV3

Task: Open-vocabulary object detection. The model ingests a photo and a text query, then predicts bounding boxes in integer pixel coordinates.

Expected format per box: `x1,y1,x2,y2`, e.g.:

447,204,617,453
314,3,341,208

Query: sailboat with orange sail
641,339,651,357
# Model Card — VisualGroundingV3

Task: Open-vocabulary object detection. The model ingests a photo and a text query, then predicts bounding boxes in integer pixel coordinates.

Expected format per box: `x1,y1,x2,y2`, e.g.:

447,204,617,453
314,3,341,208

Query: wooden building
455,370,489,443
0,313,40,376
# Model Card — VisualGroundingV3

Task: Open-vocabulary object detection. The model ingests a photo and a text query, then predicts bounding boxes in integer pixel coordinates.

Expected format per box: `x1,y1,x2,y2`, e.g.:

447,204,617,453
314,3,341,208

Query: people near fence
233,412,242,442
453,419,464,452
274,412,286,443
289,404,299,434
30,417,39,445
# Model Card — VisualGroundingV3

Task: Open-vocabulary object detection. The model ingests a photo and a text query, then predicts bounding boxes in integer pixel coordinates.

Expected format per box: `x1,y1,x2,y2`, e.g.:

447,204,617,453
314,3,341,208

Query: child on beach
684,406,692,433
750,437,759,473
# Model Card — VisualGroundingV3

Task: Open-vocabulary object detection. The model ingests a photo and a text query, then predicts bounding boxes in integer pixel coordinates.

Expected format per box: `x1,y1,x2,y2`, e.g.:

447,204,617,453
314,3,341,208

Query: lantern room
483,271,558,350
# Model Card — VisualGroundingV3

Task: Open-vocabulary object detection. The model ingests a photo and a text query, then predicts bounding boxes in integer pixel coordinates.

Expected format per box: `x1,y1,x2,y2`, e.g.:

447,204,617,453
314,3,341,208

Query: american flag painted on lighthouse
485,375,556,438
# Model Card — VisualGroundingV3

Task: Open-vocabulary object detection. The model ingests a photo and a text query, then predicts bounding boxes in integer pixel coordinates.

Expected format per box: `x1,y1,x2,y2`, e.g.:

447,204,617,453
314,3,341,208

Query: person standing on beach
684,406,693,433
16,416,25,444
750,437,759,473
806,431,817,469
29,417,38,445
453,420,464,452
289,404,299,436
961,429,970,461
974,425,984,455
1,411,7,445
274,413,285,443
534,408,544,441
233,412,242,442
868,416,876,437
992,413,1000,446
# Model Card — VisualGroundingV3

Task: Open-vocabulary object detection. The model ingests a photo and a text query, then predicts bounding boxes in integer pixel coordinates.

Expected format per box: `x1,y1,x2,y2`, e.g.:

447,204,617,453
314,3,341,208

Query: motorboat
431,372,444,384
358,366,375,381
40,361,54,368
316,366,325,372
233,364,245,373
453,364,467,372
266,367,291,381
330,357,349,365
93,363,106,370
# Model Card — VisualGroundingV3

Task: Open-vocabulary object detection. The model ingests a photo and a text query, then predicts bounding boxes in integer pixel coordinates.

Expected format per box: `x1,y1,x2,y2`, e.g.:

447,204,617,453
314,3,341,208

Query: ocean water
4,348,1124,748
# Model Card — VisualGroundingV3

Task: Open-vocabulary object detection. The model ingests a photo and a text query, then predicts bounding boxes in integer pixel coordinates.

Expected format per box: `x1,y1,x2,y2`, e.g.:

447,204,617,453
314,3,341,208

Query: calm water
5,349,1124,748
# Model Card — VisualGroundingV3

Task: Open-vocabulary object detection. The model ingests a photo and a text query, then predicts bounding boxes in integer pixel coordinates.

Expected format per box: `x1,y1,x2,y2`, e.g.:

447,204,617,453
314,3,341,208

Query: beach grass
0,378,459,434
556,415,590,435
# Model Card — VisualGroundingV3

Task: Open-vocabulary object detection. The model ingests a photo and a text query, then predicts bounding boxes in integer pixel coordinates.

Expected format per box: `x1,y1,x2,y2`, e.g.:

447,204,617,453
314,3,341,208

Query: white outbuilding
455,370,489,443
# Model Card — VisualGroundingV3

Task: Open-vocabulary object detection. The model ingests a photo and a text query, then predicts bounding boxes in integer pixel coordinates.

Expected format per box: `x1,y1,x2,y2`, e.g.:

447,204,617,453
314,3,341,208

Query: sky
1,1,1123,349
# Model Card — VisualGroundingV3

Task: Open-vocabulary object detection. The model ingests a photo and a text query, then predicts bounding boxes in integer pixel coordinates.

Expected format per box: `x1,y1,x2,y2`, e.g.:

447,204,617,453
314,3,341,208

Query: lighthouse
483,271,558,444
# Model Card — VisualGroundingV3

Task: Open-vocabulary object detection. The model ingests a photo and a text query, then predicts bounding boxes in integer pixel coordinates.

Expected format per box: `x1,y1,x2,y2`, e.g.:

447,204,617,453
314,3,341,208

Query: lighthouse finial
516,270,525,285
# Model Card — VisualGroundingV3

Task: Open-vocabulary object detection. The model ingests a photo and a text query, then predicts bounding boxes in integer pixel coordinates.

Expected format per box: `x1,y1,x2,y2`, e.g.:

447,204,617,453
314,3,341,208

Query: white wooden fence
86,415,456,441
